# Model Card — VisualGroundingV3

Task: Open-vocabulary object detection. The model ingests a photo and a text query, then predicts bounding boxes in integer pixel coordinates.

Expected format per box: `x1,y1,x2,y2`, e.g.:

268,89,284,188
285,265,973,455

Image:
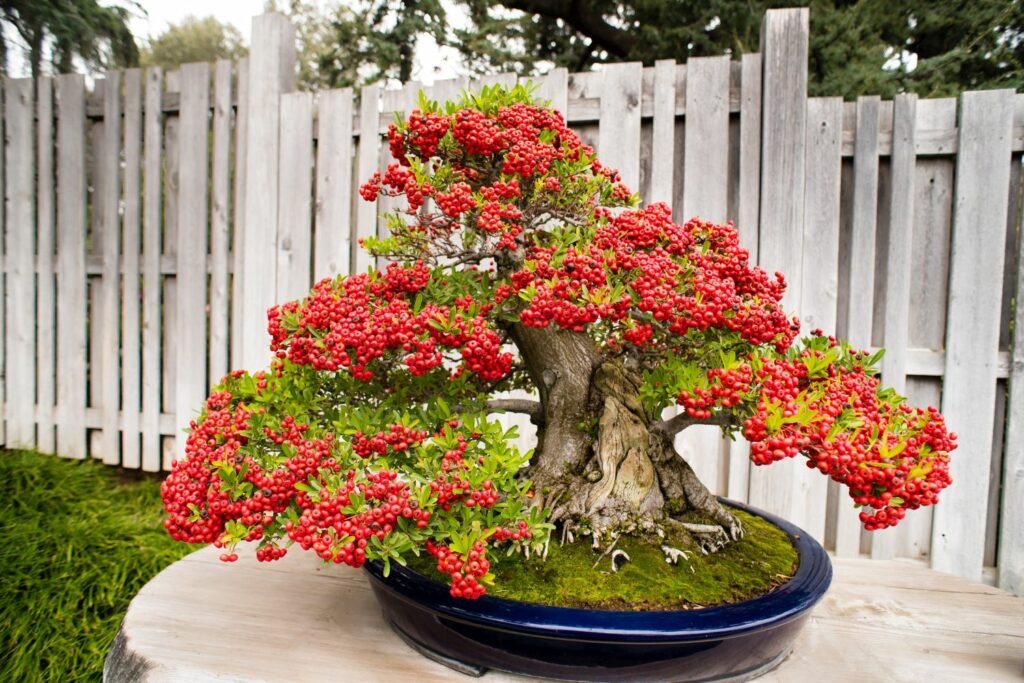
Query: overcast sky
128,0,264,44
128,0,463,83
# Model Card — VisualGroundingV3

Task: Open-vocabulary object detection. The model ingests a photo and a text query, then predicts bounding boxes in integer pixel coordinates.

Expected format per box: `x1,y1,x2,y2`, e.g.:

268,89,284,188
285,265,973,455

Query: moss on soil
409,506,798,610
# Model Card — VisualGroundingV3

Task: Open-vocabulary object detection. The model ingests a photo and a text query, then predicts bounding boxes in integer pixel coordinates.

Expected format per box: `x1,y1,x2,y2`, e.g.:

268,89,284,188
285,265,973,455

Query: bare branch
486,398,544,424
651,411,736,438
500,0,638,59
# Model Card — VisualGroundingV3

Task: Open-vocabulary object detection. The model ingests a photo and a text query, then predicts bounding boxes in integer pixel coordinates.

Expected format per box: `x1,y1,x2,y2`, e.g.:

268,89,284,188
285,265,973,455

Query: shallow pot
364,499,831,682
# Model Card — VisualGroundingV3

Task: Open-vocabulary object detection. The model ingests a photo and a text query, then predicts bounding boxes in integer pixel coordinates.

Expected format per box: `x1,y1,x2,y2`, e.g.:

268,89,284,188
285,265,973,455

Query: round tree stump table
105,545,1024,682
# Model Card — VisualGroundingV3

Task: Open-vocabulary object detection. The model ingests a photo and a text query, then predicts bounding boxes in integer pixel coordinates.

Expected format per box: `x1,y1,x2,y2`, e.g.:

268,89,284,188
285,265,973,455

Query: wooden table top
105,544,1024,682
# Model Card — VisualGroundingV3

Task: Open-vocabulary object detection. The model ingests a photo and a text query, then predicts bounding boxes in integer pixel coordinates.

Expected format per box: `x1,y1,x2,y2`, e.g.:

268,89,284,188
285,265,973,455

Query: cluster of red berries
491,519,534,542
507,204,797,351
162,393,340,559
428,540,491,599
363,99,601,255
436,182,476,217
286,469,429,566
401,110,450,159
267,262,512,384
721,343,956,530
678,365,754,418
352,423,430,458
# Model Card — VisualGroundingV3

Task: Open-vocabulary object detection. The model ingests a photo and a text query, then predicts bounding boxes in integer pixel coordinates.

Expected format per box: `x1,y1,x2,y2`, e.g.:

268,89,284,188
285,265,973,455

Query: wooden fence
2,9,1022,594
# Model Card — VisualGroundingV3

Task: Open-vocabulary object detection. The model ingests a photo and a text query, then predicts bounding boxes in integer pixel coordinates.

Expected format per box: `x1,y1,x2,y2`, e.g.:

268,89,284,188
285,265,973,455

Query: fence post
238,14,296,371
746,8,810,528
931,89,1015,582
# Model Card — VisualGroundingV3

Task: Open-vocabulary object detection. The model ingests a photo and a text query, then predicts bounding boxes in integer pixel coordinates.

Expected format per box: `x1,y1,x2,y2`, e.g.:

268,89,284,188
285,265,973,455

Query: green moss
409,507,798,610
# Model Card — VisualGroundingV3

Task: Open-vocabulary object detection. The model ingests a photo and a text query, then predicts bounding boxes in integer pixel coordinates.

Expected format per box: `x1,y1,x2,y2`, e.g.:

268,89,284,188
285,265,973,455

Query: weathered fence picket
5,79,35,449
748,8,809,534
3,7,1023,594
121,69,142,470
277,91,313,300
932,89,1015,582
55,74,87,460
799,96,843,544
210,60,233,389
175,63,211,463
141,67,163,472
36,77,56,455
313,89,353,282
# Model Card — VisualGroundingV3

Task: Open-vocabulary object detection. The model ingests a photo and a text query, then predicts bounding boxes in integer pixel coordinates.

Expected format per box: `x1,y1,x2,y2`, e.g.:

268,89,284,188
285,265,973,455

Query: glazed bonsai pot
364,499,831,682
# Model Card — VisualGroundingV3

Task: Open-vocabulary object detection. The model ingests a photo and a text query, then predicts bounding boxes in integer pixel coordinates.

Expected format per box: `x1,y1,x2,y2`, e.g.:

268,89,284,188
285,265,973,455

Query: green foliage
272,0,448,89
0,451,193,681
1,0,139,78
409,506,798,609
139,15,247,70
285,0,1024,98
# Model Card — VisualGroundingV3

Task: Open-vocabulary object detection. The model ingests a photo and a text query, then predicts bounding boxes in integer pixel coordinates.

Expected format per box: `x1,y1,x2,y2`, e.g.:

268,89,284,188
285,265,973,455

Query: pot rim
364,498,832,643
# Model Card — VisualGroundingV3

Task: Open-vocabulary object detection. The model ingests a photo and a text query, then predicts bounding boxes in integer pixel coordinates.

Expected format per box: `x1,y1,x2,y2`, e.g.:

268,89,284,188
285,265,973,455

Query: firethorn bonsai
162,84,955,599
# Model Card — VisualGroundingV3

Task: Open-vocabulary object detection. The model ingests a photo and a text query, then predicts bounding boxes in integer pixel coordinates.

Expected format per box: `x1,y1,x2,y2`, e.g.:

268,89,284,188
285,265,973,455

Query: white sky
128,1,265,44
4,0,464,81
128,0,464,84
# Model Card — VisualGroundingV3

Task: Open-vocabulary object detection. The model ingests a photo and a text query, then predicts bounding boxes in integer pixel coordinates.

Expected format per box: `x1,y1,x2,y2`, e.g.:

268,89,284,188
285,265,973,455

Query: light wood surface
106,544,1024,683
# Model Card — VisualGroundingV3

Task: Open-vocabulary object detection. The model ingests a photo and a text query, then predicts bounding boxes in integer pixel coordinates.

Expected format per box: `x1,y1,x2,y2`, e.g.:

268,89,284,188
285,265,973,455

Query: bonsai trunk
509,325,743,553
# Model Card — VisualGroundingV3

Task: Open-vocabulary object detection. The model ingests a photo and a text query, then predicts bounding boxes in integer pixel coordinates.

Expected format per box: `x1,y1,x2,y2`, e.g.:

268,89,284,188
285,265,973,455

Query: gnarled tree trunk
509,325,743,552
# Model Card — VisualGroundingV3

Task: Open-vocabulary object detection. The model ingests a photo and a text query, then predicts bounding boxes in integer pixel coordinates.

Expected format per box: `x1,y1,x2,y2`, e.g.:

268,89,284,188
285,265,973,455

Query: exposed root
610,549,631,572
591,535,620,569
661,545,692,565
679,522,731,555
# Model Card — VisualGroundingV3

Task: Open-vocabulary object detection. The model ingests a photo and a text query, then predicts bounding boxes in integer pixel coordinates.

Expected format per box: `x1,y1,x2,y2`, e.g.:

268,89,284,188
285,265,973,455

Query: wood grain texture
598,62,642,189
797,97,844,542
55,74,87,460
36,77,56,454
209,60,232,388
141,67,163,472
161,71,181,471
534,68,568,117
97,72,122,464
107,544,1024,683
1000,154,1024,595
898,102,953,559
120,69,143,469
677,55,733,497
931,89,1015,582
725,53,764,504
834,95,882,558
174,63,211,464
748,8,809,526
683,55,730,221
276,91,313,300
354,84,381,276
4,79,35,448
313,88,353,281
240,15,296,370
231,58,249,370
649,60,675,205
872,94,917,560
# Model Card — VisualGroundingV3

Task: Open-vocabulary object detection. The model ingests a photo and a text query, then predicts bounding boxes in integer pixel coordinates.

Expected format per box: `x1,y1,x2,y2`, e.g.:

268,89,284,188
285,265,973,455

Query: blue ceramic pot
364,499,831,682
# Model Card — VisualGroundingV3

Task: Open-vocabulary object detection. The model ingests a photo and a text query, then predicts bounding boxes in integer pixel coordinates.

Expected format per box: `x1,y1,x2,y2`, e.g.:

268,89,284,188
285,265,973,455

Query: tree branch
500,0,637,58
651,411,736,438
486,398,545,424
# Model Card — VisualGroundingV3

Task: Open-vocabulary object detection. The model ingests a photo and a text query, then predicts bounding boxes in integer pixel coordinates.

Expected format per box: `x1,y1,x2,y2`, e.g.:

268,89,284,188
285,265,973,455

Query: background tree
286,0,1024,98
139,15,247,70
1,0,138,78
272,0,447,90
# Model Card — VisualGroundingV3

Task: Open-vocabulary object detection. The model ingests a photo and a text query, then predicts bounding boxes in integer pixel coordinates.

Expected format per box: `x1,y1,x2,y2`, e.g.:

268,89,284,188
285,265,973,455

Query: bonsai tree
162,85,955,599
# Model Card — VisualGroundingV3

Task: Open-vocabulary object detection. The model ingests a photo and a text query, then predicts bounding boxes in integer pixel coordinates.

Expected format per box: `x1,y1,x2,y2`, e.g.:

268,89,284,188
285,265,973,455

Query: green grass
0,450,194,682
410,507,798,610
